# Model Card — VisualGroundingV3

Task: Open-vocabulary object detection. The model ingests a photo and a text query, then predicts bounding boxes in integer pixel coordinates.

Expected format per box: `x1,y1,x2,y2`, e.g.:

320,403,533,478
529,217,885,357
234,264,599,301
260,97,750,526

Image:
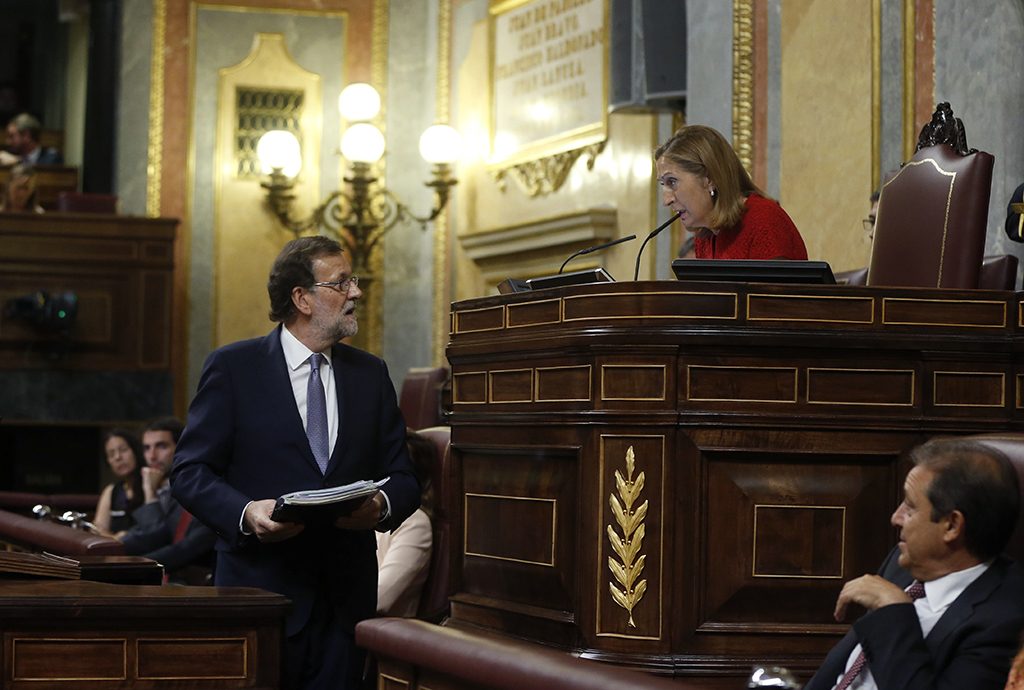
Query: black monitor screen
671,259,836,285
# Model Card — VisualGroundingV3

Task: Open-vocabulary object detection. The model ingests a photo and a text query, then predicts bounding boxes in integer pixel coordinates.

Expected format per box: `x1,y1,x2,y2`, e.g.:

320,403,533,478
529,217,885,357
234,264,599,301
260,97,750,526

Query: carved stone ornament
491,142,605,197
606,445,648,628
916,102,976,155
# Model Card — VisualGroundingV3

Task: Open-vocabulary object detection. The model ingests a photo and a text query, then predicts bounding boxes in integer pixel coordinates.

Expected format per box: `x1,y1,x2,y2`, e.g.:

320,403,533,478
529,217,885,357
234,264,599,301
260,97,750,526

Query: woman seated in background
655,125,807,261
93,428,145,536
0,163,44,214
376,429,435,617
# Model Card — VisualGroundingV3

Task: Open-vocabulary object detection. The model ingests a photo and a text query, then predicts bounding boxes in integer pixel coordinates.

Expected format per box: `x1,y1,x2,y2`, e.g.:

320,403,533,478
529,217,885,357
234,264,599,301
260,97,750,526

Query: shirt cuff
239,500,255,535
378,490,392,523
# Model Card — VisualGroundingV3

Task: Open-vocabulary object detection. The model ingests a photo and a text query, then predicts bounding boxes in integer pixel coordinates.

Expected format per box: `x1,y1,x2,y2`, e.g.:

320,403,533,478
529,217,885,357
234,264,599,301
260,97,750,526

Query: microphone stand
633,212,682,281
559,234,637,274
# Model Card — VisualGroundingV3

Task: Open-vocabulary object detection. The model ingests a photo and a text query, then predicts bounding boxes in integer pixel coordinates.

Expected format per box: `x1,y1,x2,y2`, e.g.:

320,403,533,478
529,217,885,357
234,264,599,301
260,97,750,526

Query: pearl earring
710,188,717,199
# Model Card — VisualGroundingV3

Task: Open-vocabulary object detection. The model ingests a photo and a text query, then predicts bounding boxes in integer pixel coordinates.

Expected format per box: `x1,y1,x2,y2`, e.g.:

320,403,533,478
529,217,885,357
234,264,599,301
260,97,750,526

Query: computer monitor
671,259,836,285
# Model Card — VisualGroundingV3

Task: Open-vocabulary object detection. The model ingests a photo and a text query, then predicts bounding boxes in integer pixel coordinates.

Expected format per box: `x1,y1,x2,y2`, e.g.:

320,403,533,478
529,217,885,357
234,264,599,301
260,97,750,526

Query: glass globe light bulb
256,130,302,177
418,124,463,165
341,123,385,163
338,83,381,121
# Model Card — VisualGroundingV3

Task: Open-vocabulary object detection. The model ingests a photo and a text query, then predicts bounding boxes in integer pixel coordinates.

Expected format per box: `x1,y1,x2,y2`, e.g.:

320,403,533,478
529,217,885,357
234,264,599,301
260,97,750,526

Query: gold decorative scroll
606,445,648,627
491,141,604,196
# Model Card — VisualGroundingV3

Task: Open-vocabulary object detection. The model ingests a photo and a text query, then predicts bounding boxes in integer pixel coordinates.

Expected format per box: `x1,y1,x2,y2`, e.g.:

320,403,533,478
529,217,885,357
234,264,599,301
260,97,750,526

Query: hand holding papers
270,478,389,524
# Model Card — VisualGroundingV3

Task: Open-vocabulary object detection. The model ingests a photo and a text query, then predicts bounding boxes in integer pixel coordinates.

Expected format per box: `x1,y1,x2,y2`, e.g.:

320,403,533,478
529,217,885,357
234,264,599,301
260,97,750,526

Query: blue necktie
306,353,330,474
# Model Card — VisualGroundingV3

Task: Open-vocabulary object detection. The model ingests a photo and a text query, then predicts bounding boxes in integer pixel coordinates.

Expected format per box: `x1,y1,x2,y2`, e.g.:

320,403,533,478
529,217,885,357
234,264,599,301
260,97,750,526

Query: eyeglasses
312,275,359,293
861,217,876,233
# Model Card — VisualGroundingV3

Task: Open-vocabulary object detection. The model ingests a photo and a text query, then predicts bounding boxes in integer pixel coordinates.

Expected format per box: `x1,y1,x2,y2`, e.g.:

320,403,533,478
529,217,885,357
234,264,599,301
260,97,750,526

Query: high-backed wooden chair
868,104,994,289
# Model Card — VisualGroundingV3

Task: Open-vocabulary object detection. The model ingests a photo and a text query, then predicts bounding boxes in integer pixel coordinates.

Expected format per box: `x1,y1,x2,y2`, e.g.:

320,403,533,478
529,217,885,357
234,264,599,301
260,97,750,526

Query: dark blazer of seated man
805,437,1024,690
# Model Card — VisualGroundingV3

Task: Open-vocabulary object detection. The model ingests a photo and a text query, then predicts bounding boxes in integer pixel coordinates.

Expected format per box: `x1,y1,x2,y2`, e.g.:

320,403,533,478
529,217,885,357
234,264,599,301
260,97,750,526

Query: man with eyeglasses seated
171,236,420,690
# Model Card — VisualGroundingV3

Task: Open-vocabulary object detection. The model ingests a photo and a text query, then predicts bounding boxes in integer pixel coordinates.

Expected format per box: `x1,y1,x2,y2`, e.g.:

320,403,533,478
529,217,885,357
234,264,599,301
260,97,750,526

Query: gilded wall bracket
491,141,606,197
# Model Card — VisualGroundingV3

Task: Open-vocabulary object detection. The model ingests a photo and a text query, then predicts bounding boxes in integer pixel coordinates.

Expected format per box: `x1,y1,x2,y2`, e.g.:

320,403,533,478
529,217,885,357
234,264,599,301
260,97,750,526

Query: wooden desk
0,165,78,210
0,580,287,689
445,280,1022,680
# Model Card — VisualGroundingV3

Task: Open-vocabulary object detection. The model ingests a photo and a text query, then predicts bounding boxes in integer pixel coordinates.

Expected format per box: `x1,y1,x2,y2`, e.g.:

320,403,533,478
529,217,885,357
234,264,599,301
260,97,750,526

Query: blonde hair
654,125,763,230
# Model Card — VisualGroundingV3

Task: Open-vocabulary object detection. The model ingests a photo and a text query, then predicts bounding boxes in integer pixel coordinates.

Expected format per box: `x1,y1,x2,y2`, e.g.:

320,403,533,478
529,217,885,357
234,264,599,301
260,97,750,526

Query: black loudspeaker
609,0,687,112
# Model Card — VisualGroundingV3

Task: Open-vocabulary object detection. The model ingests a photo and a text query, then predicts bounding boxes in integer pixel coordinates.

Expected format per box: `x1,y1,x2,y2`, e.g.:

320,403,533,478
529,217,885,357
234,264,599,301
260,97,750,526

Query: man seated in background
118,417,216,584
1,112,62,166
805,437,1024,690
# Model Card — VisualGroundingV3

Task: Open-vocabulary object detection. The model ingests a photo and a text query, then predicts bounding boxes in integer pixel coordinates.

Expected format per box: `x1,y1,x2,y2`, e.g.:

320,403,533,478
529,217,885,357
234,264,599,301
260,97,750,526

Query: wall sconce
257,83,461,288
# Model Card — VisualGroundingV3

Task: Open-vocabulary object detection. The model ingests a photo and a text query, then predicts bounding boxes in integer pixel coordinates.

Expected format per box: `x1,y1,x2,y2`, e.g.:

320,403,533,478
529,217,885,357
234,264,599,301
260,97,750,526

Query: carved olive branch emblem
606,445,648,627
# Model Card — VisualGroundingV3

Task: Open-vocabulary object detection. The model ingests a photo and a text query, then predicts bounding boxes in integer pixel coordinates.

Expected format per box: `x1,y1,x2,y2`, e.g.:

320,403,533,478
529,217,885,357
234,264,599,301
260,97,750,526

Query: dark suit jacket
170,326,420,635
120,486,216,573
805,548,1024,690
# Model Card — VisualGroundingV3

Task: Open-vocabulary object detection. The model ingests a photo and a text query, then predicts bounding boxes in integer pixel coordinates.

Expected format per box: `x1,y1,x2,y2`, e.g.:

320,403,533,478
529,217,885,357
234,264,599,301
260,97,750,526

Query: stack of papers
270,478,389,524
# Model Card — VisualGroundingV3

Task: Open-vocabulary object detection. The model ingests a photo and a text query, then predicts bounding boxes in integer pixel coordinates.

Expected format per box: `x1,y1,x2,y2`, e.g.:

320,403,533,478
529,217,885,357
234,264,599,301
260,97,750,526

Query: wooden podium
445,279,1022,680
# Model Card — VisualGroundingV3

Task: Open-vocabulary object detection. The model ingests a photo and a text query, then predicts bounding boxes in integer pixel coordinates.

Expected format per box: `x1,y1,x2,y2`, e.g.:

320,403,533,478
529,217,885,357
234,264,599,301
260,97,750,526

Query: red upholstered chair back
867,143,993,288
961,433,1024,562
414,425,452,622
56,191,119,214
399,367,448,430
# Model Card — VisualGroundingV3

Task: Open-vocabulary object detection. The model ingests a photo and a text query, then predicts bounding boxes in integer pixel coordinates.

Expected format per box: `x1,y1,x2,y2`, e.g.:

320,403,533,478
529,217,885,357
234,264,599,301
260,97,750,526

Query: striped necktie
833,580,926,690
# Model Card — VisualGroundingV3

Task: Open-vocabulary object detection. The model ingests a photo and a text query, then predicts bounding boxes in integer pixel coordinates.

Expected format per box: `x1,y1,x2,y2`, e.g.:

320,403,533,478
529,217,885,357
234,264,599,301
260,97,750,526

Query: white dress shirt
833,560,991,690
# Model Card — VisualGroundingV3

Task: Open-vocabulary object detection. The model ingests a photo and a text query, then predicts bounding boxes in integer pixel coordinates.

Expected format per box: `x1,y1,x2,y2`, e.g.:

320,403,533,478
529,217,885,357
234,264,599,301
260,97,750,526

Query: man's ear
942,509,966,545
291,286,313,316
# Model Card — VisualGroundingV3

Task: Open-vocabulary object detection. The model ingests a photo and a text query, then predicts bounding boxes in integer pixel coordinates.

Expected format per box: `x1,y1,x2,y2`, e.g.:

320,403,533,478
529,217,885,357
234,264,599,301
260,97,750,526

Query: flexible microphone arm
558,234,637,274
633,212,682,281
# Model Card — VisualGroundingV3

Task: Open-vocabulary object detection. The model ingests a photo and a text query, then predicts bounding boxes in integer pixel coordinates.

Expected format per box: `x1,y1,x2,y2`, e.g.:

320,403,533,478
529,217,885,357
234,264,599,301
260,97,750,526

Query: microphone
559,234,637,274
633,212,682,281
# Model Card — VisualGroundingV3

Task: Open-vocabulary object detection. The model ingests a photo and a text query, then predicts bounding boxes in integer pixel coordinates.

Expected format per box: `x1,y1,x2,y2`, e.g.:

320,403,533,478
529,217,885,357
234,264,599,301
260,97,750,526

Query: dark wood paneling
445,280,1022,679
0,214,177,371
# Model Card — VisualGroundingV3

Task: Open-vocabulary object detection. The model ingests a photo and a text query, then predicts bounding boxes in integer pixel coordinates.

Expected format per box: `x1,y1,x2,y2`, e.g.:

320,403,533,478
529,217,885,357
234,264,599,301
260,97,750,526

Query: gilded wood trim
806,367,916,407
600,364,667,401
732,0,754,172
751,504,846,579
464,492,557,566
451,370,488,405
535,364,592,402
506,297,562,328
453,305,507,333
562,291,739,321
379,672,411,689
146,0,167,217
686,365,799,404
11,638,128,681
932,371,1006,408
433,0,453,367
488,367,535,403
881,297,1008,327
135,637,248,680
746,293,876,324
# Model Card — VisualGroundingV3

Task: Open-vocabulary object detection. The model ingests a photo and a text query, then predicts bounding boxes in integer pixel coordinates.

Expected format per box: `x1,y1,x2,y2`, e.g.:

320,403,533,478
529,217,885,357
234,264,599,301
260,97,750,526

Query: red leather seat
56,191,119,214
839,254,1017,290
399,367,448,430
867,143,993,288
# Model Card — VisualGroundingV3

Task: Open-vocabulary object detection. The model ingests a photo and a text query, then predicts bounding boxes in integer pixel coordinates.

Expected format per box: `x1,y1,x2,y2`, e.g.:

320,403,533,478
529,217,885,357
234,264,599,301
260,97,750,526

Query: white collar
921,560,990,612
280,324,332,373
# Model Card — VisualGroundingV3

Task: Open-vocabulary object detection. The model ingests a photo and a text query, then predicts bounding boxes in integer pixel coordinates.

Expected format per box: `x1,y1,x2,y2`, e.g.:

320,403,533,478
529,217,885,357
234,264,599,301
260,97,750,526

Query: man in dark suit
2,113,62,165
805,438,1024,690
171,236,420,690
119,417,216,584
